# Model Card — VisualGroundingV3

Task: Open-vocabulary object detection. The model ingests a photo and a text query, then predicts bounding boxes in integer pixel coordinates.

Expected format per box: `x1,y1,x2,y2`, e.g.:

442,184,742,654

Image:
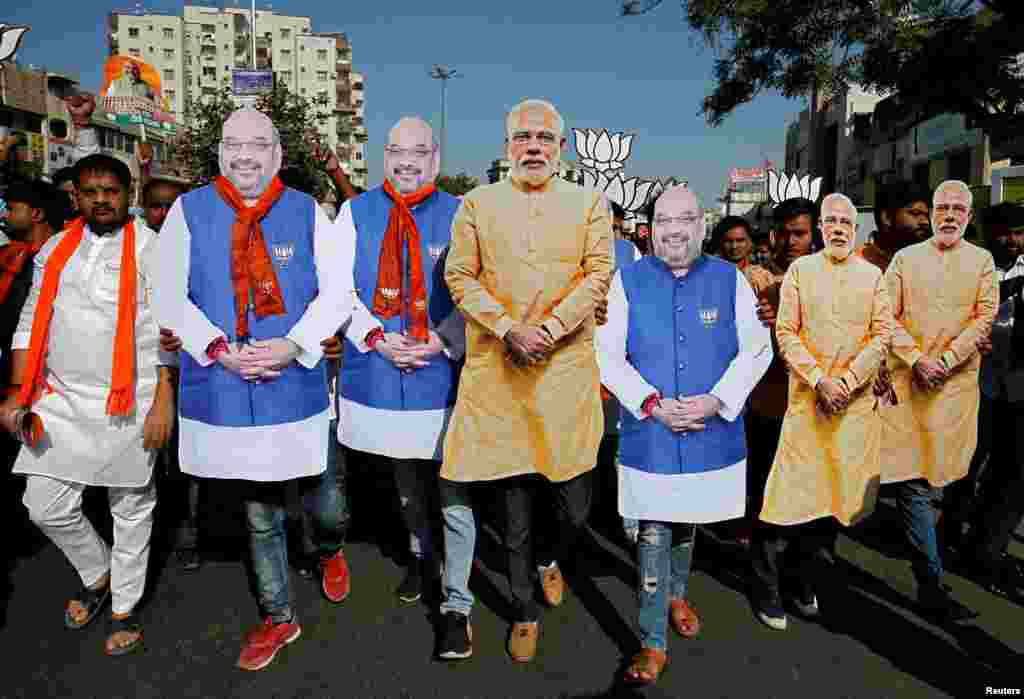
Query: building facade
108,4,367,187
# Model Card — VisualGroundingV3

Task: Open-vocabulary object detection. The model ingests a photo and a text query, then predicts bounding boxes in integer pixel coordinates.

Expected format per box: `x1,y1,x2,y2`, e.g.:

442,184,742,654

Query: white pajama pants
22,475,157,615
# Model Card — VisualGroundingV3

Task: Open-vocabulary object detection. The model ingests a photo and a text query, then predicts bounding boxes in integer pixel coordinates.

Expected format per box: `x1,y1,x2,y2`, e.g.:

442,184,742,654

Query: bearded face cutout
218,109,282,198
931,180,972,249
819,193,857,261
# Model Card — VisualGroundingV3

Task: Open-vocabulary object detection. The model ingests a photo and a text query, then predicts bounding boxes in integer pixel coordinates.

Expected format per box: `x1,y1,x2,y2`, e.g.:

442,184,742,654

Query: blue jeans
245,419,347,623
893,479,943,585
392,458,437,560
637,521,696,650
439,478,475,617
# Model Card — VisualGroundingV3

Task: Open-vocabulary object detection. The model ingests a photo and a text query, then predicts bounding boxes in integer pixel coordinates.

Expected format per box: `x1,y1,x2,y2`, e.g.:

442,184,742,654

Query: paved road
2,463,1022,699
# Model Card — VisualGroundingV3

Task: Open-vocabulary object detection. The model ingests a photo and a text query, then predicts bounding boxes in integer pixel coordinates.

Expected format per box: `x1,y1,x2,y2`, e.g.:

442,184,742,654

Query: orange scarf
373,180,434,343
0,238,46,306
18,218,138,416
215,175,287,340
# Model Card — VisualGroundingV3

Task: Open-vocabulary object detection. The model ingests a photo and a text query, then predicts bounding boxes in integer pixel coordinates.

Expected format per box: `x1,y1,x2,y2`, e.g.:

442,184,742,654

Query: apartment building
108,4,367,187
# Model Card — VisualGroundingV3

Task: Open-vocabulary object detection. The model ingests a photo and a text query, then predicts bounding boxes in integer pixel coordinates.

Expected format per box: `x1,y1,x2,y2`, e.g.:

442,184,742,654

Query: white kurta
12,220,176,487
596,267,772,523
332,200,454,461
151,198,356,481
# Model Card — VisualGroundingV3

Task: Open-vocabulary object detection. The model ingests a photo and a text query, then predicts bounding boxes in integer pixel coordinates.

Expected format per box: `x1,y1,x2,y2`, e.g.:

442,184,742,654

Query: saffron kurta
442,176,613,483
761,252,894,527
881,240,997,486
12,221,176,487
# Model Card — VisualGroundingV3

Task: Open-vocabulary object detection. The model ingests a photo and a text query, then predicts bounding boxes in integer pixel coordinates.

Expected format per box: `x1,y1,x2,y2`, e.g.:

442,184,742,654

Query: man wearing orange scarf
0,155,176,657
333,116,463,605
152,108,356,671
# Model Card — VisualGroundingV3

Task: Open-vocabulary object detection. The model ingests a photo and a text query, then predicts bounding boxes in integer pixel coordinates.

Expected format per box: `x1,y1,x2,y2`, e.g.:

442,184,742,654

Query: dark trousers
505,471,593,621
956,397,1024,567
744,411,783,520
751,517,838,604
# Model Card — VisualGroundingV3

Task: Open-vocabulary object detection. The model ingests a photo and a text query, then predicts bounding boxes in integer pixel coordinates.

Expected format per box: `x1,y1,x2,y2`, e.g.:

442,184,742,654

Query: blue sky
5,0,803,206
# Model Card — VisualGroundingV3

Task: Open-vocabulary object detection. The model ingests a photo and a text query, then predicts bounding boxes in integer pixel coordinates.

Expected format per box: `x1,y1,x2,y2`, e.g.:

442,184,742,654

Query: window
128,27,139,38
123,133,135,154
281,49,291,58
129,48,141,57
164,48,174,59
280,71,292,83
201,24,215,33
301,88,307,94
163,28,174,39
147,24,153,31
317,71,328,82
202,66,216,78
148,46,154,53
317,49,327,61
166,89,176,109
281,28,291,39
301,66,306,73
164,69,175,80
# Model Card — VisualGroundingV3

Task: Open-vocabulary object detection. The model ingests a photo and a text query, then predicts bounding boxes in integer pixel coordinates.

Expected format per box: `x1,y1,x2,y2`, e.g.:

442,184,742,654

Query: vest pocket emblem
428,245,445,261
699,307,719,327
381,287,400,300
272,243,295,267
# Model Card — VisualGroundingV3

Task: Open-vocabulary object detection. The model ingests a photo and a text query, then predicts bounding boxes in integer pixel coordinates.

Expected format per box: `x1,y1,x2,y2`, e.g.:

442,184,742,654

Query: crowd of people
0,93,1022,687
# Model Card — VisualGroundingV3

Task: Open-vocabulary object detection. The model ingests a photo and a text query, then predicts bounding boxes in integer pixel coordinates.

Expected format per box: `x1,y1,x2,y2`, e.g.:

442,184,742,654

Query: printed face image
820,194,857,260
507,105,564,187
932,181,972,249
652,187,703,270
219,110,281,198
384,117,438,194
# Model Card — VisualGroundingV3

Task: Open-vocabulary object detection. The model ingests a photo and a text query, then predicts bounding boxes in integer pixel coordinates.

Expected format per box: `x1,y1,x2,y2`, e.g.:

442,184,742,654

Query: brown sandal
624,648,668,685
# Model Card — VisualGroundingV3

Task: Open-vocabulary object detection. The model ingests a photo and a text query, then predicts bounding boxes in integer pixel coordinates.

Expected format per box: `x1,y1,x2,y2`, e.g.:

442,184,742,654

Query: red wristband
365,328,385,350
641,392,662,418
206,337,229,361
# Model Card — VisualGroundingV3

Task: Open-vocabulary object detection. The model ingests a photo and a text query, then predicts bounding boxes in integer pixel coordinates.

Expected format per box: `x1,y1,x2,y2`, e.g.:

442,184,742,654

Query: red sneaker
236,617,301,671
321,549,351,603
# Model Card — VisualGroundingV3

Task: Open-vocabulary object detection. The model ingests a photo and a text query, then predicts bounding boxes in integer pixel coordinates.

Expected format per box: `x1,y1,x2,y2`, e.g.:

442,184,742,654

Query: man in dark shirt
0,179,61,625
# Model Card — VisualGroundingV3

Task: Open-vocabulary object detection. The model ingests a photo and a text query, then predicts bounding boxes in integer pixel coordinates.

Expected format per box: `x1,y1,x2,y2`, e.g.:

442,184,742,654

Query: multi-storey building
108,5,367,187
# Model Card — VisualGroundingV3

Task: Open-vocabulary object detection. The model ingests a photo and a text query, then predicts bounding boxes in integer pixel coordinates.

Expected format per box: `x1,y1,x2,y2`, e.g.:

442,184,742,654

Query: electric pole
429,65,461,176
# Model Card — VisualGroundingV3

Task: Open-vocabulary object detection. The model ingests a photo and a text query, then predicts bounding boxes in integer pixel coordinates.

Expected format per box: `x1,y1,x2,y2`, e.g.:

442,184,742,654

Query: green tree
436,172,479,197
168,84,334,198
622,0,1024,172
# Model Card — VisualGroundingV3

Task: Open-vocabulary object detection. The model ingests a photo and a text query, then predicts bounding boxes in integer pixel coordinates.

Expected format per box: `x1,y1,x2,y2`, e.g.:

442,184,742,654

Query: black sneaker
176,548,202,572
397,563,423,603
918,582,976,622
437,611,472,660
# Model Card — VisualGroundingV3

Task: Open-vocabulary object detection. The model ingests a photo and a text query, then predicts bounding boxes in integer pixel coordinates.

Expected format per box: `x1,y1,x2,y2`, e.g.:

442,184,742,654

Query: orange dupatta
372,180,435,343
18,218,138,416
214,175,287,340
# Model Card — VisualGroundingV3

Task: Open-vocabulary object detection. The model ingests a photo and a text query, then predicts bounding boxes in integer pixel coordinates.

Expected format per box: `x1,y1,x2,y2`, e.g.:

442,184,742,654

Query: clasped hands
815,377,851,416
504,324,555,367
158,329,300,382
374,331,445,373
651,394,722,433
912,356,948,392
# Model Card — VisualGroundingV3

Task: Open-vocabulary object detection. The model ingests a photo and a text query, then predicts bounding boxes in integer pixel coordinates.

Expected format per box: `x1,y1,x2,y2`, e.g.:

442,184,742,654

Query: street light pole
429,65,460,176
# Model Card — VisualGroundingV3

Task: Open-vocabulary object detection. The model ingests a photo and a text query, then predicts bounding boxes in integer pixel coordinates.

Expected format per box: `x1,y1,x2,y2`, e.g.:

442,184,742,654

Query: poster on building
729,166,766,184
101,55,161,104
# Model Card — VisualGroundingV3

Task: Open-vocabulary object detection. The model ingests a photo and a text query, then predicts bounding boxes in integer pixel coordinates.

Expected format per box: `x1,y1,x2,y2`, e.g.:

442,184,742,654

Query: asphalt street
2,458,1022,699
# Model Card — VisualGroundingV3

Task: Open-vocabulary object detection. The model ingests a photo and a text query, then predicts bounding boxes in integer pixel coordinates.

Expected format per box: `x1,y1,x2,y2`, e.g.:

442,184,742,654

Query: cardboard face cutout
506,103,564,188
651,185,704,271
932,180,972,249
384,117,438,194
0,24,30,64
218,109,282,199
820,193,858,261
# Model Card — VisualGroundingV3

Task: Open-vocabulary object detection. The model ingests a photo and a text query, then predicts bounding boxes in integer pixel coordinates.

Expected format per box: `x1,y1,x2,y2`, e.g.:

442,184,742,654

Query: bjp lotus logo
0,25,30,63
581,170,656,215
573,128,634,174
767,169,823,205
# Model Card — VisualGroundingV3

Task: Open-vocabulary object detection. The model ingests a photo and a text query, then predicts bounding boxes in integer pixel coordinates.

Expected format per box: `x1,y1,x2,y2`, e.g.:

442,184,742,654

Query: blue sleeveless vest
618,255,746,474
615,238,638,273
341,186,461,411
177,184,328,427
